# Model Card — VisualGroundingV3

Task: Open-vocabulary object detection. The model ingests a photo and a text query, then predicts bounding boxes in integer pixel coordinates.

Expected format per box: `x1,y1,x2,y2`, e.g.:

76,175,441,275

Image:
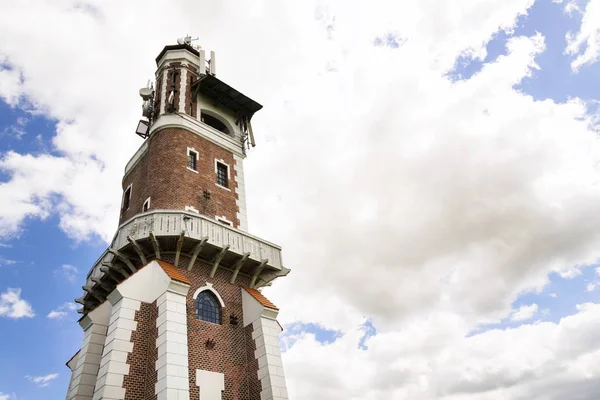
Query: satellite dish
177,37,185,45
139,87,153,101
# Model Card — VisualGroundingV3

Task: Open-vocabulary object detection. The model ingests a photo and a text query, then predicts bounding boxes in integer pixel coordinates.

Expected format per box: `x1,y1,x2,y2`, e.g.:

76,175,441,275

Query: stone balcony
78,210,288,315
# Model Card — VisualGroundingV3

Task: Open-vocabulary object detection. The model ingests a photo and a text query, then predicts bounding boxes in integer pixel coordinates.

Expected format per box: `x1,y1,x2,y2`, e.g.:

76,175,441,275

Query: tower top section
135,36,261,150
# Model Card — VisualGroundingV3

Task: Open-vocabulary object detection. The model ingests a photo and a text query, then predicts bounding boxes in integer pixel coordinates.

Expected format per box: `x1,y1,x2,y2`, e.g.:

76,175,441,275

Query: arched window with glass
195,290,221,324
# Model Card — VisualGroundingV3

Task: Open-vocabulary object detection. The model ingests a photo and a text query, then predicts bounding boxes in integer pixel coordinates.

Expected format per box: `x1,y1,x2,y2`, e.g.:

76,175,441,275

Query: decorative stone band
67,301,111,400
241,289,289,400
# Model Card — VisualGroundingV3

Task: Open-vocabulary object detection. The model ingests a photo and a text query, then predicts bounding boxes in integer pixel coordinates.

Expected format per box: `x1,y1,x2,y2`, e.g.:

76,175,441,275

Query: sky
1,0,600,399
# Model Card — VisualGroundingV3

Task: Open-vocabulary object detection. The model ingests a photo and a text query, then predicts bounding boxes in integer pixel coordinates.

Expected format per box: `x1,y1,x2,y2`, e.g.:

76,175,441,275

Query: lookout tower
65,36,290,400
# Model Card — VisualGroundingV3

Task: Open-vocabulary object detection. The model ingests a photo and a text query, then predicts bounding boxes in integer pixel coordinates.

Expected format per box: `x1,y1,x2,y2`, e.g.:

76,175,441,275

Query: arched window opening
195,290,221,324
201,113,230,135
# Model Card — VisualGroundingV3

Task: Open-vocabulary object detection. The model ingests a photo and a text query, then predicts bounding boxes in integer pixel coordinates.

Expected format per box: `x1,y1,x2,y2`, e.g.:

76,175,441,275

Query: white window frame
193,283,225,308
142,197,151,212
185,205,199,214
122,183,133,211
214,159,231,190
187,147,199,173
215,216,233,227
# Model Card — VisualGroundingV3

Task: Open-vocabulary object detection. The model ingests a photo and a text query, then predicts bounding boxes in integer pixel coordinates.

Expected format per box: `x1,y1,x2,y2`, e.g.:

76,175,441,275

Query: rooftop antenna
135,80,155,139
177,34,199,46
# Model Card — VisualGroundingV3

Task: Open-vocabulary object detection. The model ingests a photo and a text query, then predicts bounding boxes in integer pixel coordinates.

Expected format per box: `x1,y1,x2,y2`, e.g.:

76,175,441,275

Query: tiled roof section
244,288,279,310
155,259,191,285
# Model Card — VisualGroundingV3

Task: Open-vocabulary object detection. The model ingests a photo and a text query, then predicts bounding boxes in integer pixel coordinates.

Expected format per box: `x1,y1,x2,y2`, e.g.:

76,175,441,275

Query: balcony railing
85,210,283,288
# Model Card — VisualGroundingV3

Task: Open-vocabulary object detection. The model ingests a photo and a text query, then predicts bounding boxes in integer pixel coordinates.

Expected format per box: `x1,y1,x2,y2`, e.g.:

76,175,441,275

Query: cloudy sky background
1,0,600,399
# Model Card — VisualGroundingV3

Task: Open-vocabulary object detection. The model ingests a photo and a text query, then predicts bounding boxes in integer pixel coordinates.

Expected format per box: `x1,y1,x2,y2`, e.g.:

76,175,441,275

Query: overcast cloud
0,0,599,399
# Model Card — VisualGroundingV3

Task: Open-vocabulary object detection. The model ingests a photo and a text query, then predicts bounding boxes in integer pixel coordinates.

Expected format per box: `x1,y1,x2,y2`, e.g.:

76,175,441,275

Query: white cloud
55,264,78,283
0,1,600,399
556,266,583,279
283,303,600,399
0,288,34,319
588,282,599,292
47,302,78,320
0,257,16,267
511,303,539,322
550,293,558,298
0,61,22,107
25,373,58,387
565,0,600,70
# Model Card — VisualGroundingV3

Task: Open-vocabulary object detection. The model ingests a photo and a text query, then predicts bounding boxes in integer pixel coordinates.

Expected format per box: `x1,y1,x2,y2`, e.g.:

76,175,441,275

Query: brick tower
65,37,290,400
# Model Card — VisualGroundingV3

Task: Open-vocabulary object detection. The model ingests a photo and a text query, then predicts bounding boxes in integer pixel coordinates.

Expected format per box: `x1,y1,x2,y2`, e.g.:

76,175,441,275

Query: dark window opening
216,162,229,188
143,198,150,212
201,113,230,135
217,218,233,227
122,187,131,211
188,150,198,170
195,291,221,324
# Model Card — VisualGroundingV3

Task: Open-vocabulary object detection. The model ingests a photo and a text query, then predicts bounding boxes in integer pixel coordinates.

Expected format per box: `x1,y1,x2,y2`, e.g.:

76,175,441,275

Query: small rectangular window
143,197,150,212
216,162,228,188
216,216,233,227
188,150,198,170
122,186,131,211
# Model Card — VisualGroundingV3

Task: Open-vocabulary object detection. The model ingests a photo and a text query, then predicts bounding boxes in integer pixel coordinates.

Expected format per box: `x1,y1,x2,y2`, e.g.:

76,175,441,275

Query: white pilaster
155,286,190,400
67,302,112,400
159,67,168,116
93,295,140,400
241,290,288,400
253,317,288,400
179,67,188,113
233,154,248,231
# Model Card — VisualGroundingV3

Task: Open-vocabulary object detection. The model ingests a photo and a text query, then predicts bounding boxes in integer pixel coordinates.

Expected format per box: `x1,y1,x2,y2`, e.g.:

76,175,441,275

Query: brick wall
120,127,240,227
165,254,261,400
123,301,158,400
104,253,263,400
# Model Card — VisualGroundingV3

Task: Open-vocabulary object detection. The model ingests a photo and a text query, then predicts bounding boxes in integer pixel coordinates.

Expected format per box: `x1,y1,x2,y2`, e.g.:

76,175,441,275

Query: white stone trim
178,67,187,113
192,283,225,308
253,317,289,400
214,159,230,177
196,369,225,400
159,68,168,116
242,289,289,400
215,159,231,191
143,197,151,212
233,154,248,231
150,113,245,157
156,51,200,71
123,140,148,176
185,205,199,214
187,147,199,159
93,297,141,400
68,301,112,400
121,183,133,211
155,290,190,400
215,215,233,227
187,147,200,174
199,108,237,137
